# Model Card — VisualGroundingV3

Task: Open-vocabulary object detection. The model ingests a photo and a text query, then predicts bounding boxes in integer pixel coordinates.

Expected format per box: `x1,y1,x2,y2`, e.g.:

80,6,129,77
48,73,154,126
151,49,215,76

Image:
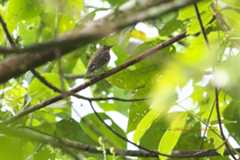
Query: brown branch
0,0,194,55
0,46,66,84
4,32,187,123
0,0,196,84
0,15,16,47
193,0,209,45
1,125,239,158
85,96,147,102
32,69,147,102
0,15,63,102
215,89,238,159
0,15,54,85
88,100,222,158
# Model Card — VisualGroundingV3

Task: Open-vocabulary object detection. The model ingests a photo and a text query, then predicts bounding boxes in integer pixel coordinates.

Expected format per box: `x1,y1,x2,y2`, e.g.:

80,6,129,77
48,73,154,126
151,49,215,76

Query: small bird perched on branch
86,45,111,75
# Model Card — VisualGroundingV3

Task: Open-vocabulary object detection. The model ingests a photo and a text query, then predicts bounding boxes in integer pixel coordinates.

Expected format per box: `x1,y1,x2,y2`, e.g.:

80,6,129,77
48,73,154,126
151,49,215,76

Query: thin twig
199,101,215,149
88,100,228,158
176,101,222,139
4,32,187,124
88,100,166,157
0,15,16,47
32,70,147,102
1,125,240,158
0,15,143,106
0,0,195,54
215,89,238,160
0,13,77,111
0,15,82,159
193,2,238,159
0,0,197,55
0,0,200,84
3,33,188,159
193,0,209,45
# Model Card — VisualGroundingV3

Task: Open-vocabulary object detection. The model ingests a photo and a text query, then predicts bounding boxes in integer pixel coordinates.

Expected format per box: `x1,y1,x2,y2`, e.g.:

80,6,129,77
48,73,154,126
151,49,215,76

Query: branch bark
31,69,147,102
0,126,239,158
0,0,196,84
4,32,187,124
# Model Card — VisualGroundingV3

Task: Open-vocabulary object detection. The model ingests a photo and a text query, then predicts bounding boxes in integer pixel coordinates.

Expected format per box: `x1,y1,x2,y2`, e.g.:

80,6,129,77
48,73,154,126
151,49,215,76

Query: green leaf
62,0,84,17
4,82,27,111
216,56,240,98
33,146,55,160
178,0,212,21
56,119,97,145
223,0,240,9
42,0,83,18
187,10,213,34
221,9,240,37
107,65,158,90
107,37,173,90
223,101,240,143
175,117,202,151
72,58,87,75
134,65,182,143
53,50,86,74
156,12,184,36
112,45,129,65
133,109,161,143
127,87,150,132
139,114,170,150
94,86,131,115
178,0,213,34
208,127,225,155
128,100,149,132
6,0,42,30
28,73,65,104
80,113,126,148
177,32,222,74
104,0,126,6
132,38,172,69
18,16,41,45
158,112,188,160
0,135,35,160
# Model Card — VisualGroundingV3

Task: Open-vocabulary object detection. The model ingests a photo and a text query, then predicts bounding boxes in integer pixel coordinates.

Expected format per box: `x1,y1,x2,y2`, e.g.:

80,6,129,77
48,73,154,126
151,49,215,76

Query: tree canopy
0,0,240,160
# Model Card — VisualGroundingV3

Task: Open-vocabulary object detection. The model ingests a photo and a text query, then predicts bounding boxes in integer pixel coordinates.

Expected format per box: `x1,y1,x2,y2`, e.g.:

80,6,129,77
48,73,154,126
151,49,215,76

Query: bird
86,45,111,75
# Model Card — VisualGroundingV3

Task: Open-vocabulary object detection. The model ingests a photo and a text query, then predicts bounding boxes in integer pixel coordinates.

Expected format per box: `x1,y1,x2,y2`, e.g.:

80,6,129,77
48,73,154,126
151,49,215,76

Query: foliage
0,0,240,160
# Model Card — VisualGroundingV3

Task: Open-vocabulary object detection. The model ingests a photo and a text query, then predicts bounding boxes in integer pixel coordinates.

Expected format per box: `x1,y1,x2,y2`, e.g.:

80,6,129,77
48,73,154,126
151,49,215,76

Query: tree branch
4,32,187,124
193,2,238,159
0,125,239,158
32,69,147,102
0,15,70,106
0,0,196,84
0,0,194,55
0,15,16,47
193,0,209,45
215,89,238,159
87,100,168,157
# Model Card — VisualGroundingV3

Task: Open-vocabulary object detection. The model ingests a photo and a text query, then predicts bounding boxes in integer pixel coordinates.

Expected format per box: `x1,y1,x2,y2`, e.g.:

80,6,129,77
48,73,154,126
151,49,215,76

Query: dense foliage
0,0,240,159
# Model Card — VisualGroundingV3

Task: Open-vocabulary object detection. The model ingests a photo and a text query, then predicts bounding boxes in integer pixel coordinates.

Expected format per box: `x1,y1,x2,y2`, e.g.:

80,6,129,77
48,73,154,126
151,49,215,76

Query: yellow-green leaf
158,112,188,160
